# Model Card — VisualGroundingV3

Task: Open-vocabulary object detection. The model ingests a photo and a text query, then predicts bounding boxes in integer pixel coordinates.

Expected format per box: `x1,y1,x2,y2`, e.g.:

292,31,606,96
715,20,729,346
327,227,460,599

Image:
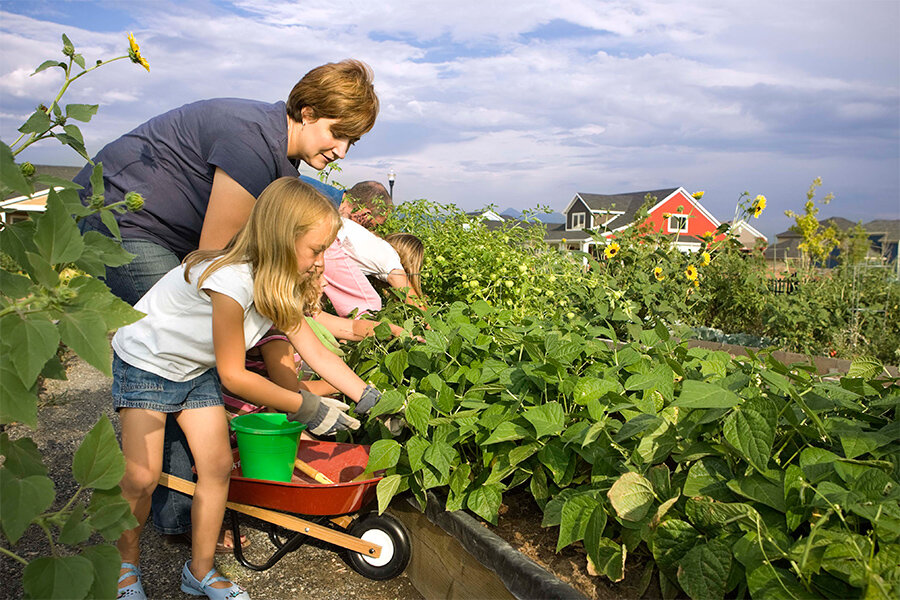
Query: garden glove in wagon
287,389,360,436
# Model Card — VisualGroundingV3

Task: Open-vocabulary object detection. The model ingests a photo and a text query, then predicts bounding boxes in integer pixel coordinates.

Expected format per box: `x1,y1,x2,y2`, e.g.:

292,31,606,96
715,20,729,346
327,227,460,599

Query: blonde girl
111,178,382,600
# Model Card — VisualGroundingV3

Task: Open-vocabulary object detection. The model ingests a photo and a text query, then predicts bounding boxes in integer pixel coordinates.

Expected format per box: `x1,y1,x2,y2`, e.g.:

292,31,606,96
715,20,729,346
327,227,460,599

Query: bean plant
352,299,899,600
1,34,148,599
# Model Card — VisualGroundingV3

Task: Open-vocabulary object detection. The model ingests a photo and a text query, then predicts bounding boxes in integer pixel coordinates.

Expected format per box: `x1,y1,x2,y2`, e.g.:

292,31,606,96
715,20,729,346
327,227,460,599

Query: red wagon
158,439,411,581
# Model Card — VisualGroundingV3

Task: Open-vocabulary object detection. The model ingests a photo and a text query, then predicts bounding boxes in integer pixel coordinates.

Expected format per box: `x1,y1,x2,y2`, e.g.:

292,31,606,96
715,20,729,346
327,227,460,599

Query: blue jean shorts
112,353,223,413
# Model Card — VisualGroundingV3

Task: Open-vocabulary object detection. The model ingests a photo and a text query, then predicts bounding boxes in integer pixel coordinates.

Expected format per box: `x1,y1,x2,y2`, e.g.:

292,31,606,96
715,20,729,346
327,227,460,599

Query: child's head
385,233,424,298
188,177,340,332
339,180,393,229
287,60,379,142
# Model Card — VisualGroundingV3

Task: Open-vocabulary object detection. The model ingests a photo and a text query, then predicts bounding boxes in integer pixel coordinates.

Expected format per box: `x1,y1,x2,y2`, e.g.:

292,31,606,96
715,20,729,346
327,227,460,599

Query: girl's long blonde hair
183,177,340,332
385,233,424,298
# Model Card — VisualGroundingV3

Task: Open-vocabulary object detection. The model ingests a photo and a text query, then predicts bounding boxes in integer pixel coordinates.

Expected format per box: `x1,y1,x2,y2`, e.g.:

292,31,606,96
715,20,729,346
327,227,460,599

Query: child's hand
288,389,360,435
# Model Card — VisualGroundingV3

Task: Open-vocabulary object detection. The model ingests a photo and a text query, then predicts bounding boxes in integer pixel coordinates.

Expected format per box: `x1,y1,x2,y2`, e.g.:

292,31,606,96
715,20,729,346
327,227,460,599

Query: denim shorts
112,353,223,413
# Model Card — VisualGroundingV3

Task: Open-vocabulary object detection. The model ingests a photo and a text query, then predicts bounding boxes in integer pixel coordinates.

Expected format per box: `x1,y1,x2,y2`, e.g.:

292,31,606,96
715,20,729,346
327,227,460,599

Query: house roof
569,188,679,225
863,219,900,242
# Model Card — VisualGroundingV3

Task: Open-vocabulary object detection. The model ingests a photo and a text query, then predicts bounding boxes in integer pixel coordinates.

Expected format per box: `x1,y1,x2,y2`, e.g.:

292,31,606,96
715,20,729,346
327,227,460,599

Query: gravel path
0,353,422,600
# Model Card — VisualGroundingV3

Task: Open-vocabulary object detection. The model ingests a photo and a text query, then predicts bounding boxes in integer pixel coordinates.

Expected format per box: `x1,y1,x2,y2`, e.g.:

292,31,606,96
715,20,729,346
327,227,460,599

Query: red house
544,187,723,254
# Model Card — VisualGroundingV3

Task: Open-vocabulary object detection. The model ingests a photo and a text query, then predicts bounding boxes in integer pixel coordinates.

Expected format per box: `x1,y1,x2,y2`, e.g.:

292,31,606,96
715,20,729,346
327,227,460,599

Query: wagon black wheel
344,513,411,580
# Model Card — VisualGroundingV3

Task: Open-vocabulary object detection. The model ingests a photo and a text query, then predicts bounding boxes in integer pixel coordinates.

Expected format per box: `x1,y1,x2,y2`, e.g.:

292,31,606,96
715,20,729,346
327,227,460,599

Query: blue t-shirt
75,98,299,258
298,174,345,208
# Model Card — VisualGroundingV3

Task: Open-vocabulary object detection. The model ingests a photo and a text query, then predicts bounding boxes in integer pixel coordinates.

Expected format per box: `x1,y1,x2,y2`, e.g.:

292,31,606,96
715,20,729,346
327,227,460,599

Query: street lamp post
388,169,395,197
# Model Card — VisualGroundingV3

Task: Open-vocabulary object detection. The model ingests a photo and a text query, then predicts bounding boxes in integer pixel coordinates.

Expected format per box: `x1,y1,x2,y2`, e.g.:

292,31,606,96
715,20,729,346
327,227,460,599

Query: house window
571,212,586,229
668,214,688,234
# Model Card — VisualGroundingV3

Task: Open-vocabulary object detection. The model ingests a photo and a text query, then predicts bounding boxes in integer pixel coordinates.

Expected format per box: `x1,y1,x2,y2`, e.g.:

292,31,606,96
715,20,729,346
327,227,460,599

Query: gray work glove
354,385,382,416
287,389,360,436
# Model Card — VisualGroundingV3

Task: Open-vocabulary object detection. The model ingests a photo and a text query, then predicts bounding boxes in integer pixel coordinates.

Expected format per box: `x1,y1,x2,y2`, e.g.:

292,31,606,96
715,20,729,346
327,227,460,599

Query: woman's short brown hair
287,59,379,141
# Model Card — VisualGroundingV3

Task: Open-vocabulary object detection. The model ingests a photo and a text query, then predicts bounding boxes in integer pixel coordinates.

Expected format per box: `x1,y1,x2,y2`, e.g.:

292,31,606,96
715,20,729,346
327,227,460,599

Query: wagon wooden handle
157,472,380,558
294,458,335,484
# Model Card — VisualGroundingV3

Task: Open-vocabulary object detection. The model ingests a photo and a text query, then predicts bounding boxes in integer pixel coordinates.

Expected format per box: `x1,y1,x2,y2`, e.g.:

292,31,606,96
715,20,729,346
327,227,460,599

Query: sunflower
685,265,698,281
700,252,711,266
751,194,766,218
604,242,620,259
692,191,705,199
653,266,665,281
128,33,150,72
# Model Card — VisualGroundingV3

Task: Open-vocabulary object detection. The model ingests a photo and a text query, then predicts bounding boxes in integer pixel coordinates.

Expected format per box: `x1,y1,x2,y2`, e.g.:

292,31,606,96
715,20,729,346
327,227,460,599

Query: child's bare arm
312,310,405,340
285,321,367,401
258,339,302,392
386,269,427,309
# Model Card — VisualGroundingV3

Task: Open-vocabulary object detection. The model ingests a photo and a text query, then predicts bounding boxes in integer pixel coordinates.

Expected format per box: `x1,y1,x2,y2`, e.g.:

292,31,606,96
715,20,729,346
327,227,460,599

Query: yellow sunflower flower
751,194,766,218
700,251,711,266
128,32,150,72
692,191,705,199
653,266,665,281
604,242,620,259
685,265,698,281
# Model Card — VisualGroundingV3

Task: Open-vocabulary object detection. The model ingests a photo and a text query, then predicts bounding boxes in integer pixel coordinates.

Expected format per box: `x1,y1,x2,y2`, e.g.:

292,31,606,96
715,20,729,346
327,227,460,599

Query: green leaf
65,103,99,123
523,401,565,438
81,544,121,600
840,428,889,460
676,539,732,600
727,473,786,512
58,502,93,545
405,435,429,472
799,446,839,484
653,519,700,576
0,270,34,299
574,376,617,405
746,564,818,600
0,357,39,427
404,392,431,434
558,492,602,550
0,469,55,544
423,440,456,480
537,440,570,484
72,415,125,489
635,420,677,465
683,458,734,501
33,189,85,264
0,142,33,196
0,434,47,478
0,220,37,270
86,486,137,540
723,407,773,474
384,349,408,384
67,276,144,330
673,380,741,409
23,555,94,599
607,471,655,522
847,356,883,379
31,60,65,75
367,389,405,418
466,483,502,525
17,109,52,135
5,315,60,389
99,209,121,240
26,250,60,288
375,474,403,514
57,310,112,375
365,439,402,473
588,537,626,582
529,463,549,500
482,420,530,445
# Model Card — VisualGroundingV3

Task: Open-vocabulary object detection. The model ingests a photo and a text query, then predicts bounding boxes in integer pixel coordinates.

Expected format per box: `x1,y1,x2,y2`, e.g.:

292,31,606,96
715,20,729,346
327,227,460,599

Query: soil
0,353,422,600
487,490,662,600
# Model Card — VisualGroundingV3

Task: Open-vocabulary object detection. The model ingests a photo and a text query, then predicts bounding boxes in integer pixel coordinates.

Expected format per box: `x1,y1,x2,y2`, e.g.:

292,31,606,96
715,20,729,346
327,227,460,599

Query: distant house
1,165,82,224
764,217,899,271
544,187,723,255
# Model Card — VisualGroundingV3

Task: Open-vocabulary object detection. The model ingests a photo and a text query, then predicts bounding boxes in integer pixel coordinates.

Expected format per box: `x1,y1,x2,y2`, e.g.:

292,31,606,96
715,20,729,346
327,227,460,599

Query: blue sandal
180,560,250,600
117,562,146,600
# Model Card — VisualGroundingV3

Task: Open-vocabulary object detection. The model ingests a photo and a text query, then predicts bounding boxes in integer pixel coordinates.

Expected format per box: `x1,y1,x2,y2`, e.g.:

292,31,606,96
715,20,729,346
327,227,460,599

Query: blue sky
1,0,898,239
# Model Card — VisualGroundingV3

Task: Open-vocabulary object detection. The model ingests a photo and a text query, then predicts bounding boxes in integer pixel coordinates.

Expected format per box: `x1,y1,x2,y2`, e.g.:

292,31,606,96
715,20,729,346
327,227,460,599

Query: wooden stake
294,458,335,484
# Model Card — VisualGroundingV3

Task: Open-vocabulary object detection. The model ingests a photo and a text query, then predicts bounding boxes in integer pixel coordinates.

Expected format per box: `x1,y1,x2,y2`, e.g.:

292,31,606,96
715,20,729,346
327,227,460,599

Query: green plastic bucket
230,413,306,482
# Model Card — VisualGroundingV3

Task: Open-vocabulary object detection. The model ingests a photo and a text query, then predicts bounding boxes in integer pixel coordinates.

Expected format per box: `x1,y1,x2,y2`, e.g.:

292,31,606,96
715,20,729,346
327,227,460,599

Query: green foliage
784,178,840,269
1,33,148,598
349,298,900,600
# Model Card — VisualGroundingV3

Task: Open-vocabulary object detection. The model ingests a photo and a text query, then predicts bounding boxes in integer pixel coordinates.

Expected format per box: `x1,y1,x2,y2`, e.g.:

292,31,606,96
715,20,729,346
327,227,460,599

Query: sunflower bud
124,191,144,212
89,194,105,210
20,162,35,177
